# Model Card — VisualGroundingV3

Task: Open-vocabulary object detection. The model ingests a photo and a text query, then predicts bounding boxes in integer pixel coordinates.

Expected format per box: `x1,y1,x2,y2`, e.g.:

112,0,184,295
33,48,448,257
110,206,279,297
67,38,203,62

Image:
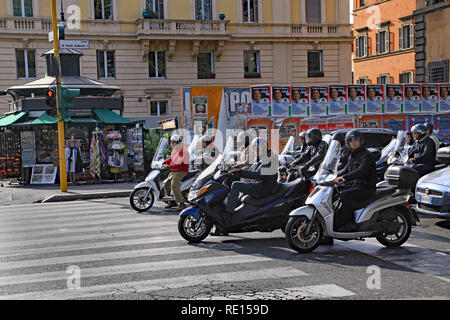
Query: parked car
413,147,450,219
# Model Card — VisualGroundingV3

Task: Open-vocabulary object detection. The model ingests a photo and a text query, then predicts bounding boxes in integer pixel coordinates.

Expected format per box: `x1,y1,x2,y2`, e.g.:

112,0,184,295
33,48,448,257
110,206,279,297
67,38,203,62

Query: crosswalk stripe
196,284,356,300
0,243,242,271
0,267,308,300
0,254,279,286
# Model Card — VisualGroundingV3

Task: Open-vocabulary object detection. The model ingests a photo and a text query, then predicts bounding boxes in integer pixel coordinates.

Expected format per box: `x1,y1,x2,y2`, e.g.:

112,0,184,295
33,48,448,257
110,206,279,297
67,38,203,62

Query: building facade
0,0,352,127
352,0,417,84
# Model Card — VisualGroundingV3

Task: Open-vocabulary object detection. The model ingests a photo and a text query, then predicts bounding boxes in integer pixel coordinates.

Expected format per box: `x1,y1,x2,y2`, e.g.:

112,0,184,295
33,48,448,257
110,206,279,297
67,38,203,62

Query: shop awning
69,118,98,123
0,111,27,127
93,108,131,124
31,112,57,124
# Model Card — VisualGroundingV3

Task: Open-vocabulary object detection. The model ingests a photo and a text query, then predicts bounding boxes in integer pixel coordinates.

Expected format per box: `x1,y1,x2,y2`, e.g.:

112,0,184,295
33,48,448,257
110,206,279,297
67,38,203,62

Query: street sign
59,39,90,50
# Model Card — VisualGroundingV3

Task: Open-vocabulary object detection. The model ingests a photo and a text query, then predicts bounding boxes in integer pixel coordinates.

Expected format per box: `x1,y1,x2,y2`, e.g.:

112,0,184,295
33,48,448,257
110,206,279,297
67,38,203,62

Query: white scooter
129,135,201,212
285,135,420,253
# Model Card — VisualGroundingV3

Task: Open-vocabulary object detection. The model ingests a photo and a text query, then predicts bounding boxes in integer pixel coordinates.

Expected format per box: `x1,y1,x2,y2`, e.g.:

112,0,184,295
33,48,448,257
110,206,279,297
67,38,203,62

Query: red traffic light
46,89,55,97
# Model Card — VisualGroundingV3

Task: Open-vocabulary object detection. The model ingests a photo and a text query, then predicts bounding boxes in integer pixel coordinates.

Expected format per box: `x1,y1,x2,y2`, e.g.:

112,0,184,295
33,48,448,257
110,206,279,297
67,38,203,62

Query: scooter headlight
188,183,212,201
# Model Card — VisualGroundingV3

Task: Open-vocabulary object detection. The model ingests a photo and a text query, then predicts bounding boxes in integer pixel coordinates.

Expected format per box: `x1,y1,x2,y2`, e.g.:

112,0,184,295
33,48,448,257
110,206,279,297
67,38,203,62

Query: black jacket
408,136,436,165
292,140,328,174
238,150,279,195
338,147,377,193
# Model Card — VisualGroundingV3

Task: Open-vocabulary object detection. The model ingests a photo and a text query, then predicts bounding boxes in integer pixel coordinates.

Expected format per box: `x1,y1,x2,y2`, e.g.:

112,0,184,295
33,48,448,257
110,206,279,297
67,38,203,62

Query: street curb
40,191,131,203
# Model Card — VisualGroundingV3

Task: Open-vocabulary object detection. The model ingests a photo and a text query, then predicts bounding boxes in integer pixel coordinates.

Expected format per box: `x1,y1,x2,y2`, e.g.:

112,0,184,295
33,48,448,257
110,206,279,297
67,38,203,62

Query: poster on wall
291,86,309,117
439,84,450,113
382,114,406,132
223,87,252,131
279,122,299,140
366,85,384,114
309,86,328,116
403,84,421,113
347,85,365,115
434,114,450,145
301,117,328,132
182,87,193,131
193,116,208,136
328,85,347,115
248,123,270,141
20,131,36,168
271,86,291,117
251,86,271,118
421,84,439,113
358,115,381,128
385,84,403,114
327,115,355,131
406,114,433,130
192,96,208,117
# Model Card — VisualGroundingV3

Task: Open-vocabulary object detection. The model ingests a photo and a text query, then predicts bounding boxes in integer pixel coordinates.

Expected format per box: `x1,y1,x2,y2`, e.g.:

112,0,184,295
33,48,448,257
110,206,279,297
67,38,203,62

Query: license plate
420,195,432,204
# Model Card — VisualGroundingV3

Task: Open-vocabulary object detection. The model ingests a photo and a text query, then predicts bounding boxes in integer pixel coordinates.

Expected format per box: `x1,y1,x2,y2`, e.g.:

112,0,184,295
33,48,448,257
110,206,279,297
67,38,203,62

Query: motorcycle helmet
345,129,364,149
237,131,250,148
411,123,428,140
199,135,213,146
299,131,307,142
305,128,322,146
424,122,434,133
170,135,183,144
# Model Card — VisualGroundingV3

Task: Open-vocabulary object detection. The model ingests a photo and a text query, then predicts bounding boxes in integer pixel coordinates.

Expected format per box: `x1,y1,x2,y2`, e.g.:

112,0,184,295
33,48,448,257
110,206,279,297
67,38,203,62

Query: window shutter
399,73,404,83
364,35,368,57
409,24,414,48
387,31,392,53
158,0,164,19
399,27,403,50
355,38,360,57
376,33,380,54
254,0,259,22
306,0,321,24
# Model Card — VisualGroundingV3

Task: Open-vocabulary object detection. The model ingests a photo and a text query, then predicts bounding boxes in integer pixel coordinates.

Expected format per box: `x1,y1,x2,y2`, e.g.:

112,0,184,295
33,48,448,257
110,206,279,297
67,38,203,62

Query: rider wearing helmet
408,123,436,176
333,130,377,232
233,131,252,170
225,137,279,214
291,128,328,178
198,135,218,170
162,135,190,211
293,131,308,156
424,122,441,156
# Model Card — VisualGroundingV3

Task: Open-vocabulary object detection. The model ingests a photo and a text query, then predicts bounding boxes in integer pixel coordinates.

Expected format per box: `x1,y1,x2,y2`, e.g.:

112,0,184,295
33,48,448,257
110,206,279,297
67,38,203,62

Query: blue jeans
226,181,261,213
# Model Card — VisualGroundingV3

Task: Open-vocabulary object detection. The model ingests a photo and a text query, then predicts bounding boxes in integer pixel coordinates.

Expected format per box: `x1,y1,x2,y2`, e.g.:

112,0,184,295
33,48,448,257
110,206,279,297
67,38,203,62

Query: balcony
0,17,52,35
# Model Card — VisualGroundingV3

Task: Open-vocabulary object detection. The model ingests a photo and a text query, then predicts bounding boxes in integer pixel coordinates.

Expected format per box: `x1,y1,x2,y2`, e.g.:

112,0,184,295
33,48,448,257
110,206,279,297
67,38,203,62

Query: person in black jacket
333,130,377,232
225,137,279,214
293,131,308,157
290,128,328,178
408,123,436,177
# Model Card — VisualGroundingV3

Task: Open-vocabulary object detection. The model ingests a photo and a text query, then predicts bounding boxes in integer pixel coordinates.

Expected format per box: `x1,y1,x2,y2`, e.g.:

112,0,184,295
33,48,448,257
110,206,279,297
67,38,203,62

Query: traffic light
45,88,57,117
60,87,80,119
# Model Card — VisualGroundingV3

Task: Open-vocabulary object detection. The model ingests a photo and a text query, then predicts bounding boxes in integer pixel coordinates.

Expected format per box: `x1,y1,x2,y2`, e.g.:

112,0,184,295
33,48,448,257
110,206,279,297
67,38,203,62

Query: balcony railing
0,17,52,33
137,19,229,36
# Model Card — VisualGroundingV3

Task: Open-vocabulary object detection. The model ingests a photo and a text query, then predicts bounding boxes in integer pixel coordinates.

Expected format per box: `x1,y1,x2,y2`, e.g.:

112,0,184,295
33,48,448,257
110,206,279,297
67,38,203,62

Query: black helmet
305,128,322,146
424,122,434,132
411,123,428,140
345,129,364,149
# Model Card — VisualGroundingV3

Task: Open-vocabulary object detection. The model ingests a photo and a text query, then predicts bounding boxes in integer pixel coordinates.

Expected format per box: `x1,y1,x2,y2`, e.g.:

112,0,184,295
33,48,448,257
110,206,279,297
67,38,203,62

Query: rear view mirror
436,147,450,165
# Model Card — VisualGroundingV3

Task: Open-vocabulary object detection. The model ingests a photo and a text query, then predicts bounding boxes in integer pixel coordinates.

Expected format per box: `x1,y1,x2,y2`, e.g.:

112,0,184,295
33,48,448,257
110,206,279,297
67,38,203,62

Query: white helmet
170,135,182,143
199,135,213,144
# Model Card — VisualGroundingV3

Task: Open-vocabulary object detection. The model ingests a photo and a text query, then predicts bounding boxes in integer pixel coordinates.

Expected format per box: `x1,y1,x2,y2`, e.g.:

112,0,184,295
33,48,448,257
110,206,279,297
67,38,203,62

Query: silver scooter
129,135,201,212
285,135,420,253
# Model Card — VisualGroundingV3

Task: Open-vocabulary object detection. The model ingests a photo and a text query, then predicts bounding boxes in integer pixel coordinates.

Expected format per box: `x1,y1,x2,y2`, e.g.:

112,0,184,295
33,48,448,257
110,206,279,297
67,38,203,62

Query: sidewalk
0,181,135,206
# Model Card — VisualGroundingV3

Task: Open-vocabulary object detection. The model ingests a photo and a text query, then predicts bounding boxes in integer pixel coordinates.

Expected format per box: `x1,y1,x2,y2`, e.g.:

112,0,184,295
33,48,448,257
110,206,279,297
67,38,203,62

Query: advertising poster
358,115,381,128
439,84,450,113
347,85,365,115
406,114,433,130
223,87,252,131
301,117,327,132
309,86,328,116
382,114,407,132
271,86,291,118
403,84,421,113
248,119,271,146
291,86,309,117
366,85,384,114
251,85,271,118
20,131,36,168
182,87,192,130
385,84,403,114
421,84,439,113
328,85,347,115
192,96,208,117
434,114,450,145
327,115,355,131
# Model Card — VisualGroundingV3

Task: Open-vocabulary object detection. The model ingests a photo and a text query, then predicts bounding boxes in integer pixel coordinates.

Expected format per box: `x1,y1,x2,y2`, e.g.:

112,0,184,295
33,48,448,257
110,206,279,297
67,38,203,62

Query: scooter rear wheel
130,188,154,212
375,208,411,247
285,216,322,253
178,214,212,243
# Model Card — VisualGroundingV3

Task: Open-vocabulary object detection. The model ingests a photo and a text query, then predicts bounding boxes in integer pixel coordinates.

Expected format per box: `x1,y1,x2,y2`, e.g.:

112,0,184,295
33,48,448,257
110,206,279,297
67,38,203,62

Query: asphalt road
0,198,448,300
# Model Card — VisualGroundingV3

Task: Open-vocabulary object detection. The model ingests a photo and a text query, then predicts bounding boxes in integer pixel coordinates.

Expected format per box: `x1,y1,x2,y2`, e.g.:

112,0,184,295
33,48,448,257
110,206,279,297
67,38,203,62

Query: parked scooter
376,130,406,182
129,135,201,212
284,135,420,253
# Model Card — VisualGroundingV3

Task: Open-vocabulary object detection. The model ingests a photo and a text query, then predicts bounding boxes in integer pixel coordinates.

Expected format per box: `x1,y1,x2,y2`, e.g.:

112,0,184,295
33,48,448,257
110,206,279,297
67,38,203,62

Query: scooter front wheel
285,216,322,253
130,188,155,212
178,214,212,243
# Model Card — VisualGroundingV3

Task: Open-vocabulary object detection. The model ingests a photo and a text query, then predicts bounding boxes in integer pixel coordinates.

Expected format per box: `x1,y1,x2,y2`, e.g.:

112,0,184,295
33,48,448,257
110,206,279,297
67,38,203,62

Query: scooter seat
351,186,396,209
241,179,299,207
182,170,199,182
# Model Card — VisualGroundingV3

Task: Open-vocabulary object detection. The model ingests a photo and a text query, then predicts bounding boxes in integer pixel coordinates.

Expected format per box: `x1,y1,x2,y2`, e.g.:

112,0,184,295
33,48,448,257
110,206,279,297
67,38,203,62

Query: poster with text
403,84,421,113
406,114,433,130
328,85,347,115
385,84,403,114
347,85,365,114
439,84,450,113
365,85,384,114
434,114,450,145
358,115,381,128
327,115,355,131
251,86,271,118
309,86,328,116
192,96,208,117
382,114,407,132
301,117,327,132
223,87,252,131
271,86,291,117
421,84,439,113
291,86,309,117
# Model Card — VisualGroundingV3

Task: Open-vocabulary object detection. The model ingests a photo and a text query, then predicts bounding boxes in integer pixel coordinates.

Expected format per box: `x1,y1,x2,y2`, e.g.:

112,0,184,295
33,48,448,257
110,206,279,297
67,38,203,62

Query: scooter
284,135,420,253
376,130,408,182
129,135,201,212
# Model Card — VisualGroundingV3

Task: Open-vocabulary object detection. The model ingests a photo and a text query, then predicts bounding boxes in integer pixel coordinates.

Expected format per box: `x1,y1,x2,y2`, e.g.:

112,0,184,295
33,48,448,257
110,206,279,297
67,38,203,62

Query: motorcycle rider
407,123,436,177
162,135,190,211
232,131,252,170
293,131,308,156
198,135,219,170
424,122,441,156
290,128,328,178
333,130,377,232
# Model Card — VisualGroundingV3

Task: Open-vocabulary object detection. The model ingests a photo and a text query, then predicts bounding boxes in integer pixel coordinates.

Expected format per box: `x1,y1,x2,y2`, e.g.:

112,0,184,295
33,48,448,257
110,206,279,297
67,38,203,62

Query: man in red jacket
163,135,190,210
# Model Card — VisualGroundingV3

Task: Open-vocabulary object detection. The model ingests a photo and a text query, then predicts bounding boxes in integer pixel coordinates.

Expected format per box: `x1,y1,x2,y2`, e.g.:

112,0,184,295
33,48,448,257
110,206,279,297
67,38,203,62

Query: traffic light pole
52,0,68,192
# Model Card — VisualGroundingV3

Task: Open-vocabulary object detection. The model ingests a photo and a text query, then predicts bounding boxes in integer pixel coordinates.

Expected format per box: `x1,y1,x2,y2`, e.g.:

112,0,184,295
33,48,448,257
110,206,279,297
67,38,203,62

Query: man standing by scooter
163,135,190,211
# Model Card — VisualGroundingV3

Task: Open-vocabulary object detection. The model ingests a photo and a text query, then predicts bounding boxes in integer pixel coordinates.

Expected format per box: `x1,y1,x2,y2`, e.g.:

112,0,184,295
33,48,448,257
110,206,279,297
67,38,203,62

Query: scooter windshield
280,136,295,156
151,137,169,168
387,130,405,163
188,134,200,162
313,139,341,184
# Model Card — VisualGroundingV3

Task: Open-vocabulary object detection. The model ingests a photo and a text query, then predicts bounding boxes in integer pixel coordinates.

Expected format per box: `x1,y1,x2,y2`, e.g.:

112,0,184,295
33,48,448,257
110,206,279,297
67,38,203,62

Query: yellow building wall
0,1,6,15
217,0,237,23
326,0,336,23
39,0,52,17
170,0,191,20
291,0,301,23
264,0,272,33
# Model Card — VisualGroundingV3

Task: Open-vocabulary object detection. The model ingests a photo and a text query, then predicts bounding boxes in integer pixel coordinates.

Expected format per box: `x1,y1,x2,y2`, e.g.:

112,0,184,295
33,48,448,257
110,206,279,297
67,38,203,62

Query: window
16,49,36,79
243,0,258,23
427,60,449,82
306,0,321,24
149,51,166,79
244,50,260,78
307,51,323,77
13,0,33,17
399,71,414,83
146,0,164,19
376,30,389,54
94,0,113,20
97,50,115,79
150,101,168,116
355,34,368,58
197,51,215,79
359,0,366,7
377,74,390,84
357,77,369,84
195,0,212,20
399,24,414,50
